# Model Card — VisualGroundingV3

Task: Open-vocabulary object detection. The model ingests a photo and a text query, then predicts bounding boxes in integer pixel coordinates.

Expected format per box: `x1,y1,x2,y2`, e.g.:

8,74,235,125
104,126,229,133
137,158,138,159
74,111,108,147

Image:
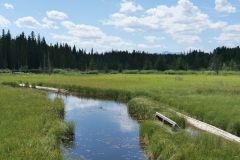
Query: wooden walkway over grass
177,112,240,143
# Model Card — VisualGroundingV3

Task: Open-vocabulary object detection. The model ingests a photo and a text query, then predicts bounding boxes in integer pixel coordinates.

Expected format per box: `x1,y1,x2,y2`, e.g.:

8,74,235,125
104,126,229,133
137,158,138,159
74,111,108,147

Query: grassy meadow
1,73,240,136
1,72,240,159
0,85,72,160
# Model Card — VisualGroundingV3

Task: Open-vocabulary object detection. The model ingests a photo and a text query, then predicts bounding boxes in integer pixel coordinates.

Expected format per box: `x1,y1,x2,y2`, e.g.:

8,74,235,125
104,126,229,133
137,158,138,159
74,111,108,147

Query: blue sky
0,0,240,53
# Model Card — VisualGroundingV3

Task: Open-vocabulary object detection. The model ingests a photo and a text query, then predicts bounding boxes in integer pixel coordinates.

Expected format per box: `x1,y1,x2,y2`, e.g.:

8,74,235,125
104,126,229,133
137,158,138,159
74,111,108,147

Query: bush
0,69,11,73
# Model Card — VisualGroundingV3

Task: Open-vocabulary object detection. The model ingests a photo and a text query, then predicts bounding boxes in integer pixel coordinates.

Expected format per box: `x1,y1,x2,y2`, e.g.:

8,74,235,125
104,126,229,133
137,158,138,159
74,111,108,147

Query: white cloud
15,16,59,29
215,0,236,13
61,21,105,39
215,33,240,44
123,27,140,32
138,43,165,49
4,3,14,10
0,15,10,26
46,10,68,20
52,32,133,52
120,0,143,13
224,24,240,32
173,35,202,44
104,0,225,44
144,36,164,43
103,12,145,32
52,21,132,51
42,17,59,29
215,24,240,45
51,33,77,42
15,16,41,29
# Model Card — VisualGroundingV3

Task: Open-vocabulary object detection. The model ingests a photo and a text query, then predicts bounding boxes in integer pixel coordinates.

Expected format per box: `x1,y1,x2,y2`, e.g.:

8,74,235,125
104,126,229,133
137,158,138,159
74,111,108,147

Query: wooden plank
156,112,179,128
175,111,240,143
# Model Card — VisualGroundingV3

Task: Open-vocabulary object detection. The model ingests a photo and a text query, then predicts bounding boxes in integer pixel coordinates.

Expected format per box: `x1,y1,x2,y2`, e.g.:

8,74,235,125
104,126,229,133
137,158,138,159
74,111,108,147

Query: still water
49,93,147,160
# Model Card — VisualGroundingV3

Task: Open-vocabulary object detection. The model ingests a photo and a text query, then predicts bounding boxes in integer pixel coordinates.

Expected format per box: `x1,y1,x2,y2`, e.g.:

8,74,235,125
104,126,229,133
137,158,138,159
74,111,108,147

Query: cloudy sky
0,0,240,52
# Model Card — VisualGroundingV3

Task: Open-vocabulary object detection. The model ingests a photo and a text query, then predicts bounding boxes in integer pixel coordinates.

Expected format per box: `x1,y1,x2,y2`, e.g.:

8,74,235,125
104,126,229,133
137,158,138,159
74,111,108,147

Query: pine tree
155,57,167,71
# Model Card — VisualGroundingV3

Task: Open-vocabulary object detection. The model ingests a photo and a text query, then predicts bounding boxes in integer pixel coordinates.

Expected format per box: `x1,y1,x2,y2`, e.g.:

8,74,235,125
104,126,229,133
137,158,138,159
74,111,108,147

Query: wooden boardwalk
19,83,68,93
175,111,240,143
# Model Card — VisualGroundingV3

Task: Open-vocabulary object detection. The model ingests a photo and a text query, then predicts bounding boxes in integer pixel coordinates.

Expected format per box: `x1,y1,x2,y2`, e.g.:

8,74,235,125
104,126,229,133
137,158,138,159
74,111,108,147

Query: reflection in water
49,93,147,160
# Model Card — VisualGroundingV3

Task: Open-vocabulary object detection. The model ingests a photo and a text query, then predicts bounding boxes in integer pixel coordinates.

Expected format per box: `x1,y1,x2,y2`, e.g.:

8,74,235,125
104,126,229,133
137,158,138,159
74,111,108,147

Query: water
48,93,147,160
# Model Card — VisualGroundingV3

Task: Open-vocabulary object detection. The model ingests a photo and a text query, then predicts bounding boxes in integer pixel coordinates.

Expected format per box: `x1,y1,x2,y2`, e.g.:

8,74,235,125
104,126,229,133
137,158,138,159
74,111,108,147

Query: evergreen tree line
0,30,240,72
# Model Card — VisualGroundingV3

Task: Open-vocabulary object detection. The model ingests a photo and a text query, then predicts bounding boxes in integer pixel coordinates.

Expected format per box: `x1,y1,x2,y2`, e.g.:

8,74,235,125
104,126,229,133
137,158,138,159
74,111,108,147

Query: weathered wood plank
155,112,179,128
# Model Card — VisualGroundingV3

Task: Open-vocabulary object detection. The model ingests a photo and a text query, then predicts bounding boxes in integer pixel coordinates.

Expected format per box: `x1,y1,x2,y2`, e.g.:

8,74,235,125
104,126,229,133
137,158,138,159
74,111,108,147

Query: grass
128,97,186,128
1,73,240,136
141,121,240,160
0,85,72,160
1,72,240,159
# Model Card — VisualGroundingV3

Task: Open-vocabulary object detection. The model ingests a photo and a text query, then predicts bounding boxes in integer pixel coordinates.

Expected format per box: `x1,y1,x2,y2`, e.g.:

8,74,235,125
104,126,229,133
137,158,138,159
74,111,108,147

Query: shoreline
16,82,240,143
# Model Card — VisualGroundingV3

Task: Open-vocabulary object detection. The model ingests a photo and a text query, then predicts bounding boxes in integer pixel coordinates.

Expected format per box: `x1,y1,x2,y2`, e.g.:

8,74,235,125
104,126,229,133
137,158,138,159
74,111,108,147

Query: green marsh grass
128,97,186,128
141,121,240,160
3,73,239,135
1,72,240,158
0,85,72,160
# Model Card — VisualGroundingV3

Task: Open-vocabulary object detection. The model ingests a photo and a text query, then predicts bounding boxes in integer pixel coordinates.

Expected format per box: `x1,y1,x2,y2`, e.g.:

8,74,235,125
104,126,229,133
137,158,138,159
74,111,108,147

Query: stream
48,92,147,160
